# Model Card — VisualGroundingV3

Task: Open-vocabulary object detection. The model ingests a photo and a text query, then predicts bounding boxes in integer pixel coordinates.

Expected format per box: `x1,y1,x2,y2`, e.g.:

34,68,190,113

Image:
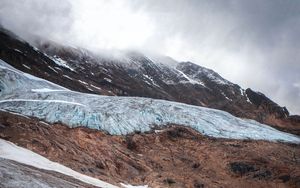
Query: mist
0,0,299,114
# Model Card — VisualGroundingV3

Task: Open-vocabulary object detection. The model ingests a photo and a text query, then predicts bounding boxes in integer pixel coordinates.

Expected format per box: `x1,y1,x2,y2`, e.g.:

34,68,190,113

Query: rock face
245,88,289,119
0,27,299,134
1,111,300,188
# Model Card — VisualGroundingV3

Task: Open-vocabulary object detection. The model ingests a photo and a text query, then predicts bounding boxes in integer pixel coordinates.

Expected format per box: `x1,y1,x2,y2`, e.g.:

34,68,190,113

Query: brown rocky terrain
1,111,299,188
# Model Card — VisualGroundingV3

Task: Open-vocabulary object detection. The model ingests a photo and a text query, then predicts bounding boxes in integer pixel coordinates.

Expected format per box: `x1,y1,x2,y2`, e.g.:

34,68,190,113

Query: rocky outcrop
245,88,300,135
245,88,289,119
1,111,299,188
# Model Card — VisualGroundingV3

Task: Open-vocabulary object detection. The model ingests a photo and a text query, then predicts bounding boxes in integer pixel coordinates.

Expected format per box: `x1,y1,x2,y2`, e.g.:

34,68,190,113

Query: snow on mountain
0,138,118,188
175,68,206,86
0,59,299,143
176,61,233,86
125,52,215,87
50,55,75,71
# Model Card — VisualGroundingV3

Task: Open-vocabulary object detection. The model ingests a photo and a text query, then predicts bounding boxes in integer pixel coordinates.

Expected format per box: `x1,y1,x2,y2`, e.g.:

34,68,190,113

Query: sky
0,0,299,114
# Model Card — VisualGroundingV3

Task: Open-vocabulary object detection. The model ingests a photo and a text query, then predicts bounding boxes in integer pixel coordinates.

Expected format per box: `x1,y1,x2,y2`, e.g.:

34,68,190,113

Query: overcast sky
0,0,299,114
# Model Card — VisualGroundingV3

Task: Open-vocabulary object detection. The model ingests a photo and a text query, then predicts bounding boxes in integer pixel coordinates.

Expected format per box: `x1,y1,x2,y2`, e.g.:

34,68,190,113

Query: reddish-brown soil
0,111,299,188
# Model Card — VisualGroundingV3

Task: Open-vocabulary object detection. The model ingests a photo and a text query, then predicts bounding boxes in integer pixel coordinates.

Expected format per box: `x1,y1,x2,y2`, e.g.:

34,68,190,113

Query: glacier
0,59,299,143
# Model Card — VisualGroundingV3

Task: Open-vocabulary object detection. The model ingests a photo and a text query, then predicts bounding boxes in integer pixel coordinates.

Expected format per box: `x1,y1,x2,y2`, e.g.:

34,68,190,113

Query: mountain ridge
0,27,298,135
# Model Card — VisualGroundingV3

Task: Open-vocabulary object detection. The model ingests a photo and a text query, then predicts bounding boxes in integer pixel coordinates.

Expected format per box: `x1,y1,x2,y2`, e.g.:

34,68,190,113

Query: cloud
0,0,73,43
0,0,299,114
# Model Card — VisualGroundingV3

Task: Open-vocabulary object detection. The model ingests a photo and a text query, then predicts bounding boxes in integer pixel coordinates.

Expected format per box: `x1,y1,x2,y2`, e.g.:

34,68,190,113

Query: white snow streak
0,99,86,107
120,183,148,188
176,69,206,86
31,88,66,93
51,56,75,72
22,64,31,69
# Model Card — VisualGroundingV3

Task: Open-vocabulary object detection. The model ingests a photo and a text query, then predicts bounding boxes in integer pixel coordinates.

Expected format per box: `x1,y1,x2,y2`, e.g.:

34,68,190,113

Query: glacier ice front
0,59,299,143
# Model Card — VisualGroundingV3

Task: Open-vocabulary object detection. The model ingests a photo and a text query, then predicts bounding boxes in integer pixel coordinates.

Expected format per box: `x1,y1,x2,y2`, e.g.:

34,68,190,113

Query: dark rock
229,162,255,176
194,180,205,188
278,175,290,182
253,170,272,180
125,136,137,151
163,178,176,185
192,163,201,169
95,161,105,169
167,127,195,140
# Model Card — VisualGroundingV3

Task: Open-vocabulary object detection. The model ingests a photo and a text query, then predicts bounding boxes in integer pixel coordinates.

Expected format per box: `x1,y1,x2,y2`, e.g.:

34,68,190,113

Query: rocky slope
0,27,298,134
0,111,299,188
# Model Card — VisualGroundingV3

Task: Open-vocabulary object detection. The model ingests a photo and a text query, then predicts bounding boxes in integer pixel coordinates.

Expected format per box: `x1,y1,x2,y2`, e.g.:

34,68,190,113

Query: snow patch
176,69,206,87
48,66,58,73
86,87,94,91
22,64,31,70
221,92,232,101
104,77,112,83
78,80,88,85
239,88,244,96
14,49,23,53
154,129,164,133
50,56,75,72
91,84,102,90
63,75,73,80
39,121,50,126
54,67,62,70
143,74,160,87
120,183,148,188
239,88,252,104
246,95,252,104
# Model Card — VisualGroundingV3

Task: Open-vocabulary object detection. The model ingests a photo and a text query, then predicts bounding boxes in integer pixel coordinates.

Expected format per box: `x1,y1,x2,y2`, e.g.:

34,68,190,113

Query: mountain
0,27,300,187
0,59,298,142
0,27,298,136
